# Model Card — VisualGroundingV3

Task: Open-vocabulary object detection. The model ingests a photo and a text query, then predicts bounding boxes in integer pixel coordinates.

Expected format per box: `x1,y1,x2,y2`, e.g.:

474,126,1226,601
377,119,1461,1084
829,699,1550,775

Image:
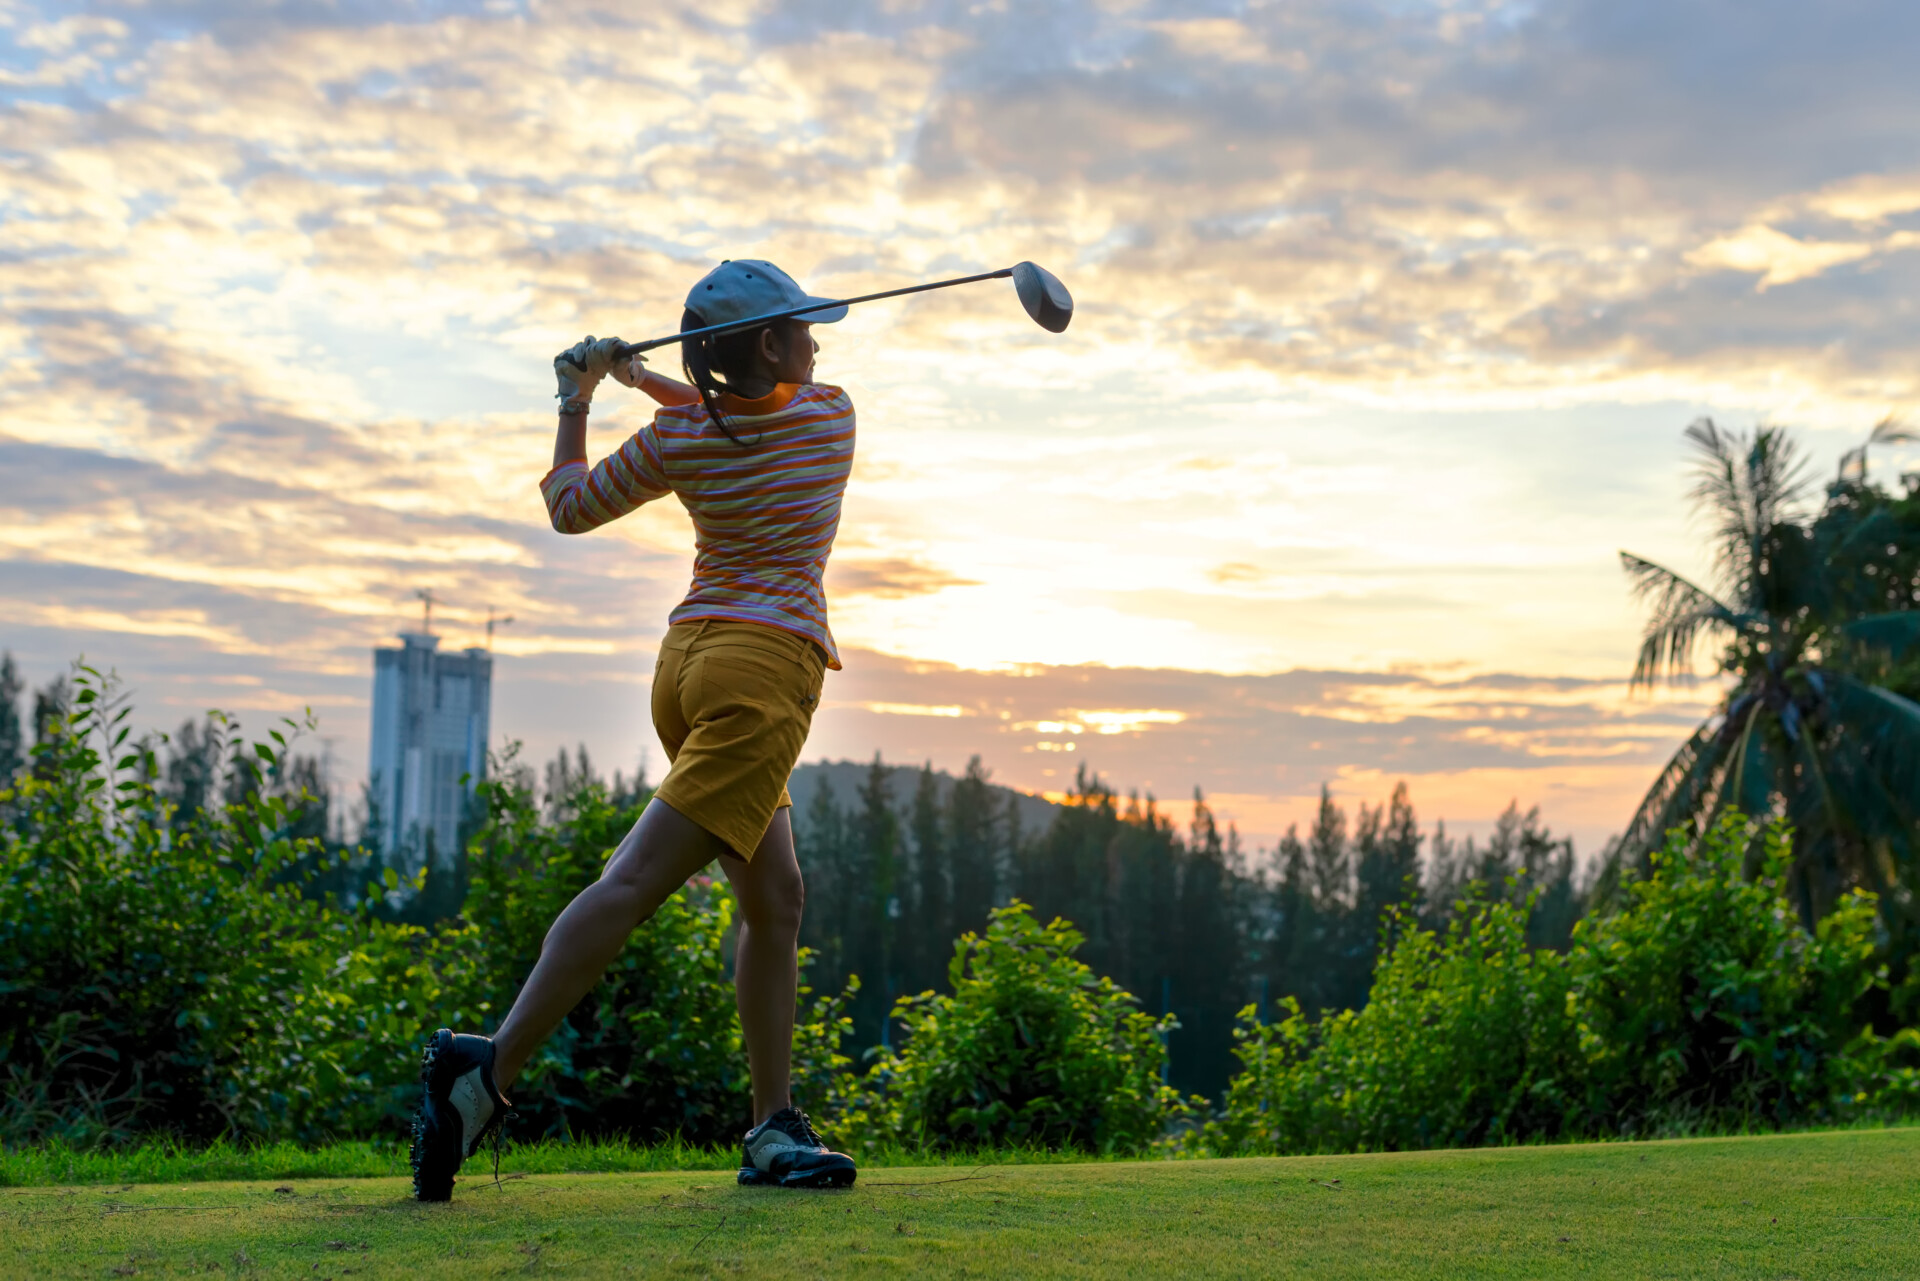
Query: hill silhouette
787,758,1063,834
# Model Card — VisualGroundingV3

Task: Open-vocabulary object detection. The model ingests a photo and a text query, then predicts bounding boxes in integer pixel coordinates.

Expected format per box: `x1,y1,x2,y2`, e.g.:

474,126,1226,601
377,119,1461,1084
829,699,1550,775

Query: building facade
368,633,491,869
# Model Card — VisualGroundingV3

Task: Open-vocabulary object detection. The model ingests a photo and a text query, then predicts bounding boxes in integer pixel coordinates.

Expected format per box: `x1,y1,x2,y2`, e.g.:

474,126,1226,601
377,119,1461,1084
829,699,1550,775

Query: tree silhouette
1621,419,1920,954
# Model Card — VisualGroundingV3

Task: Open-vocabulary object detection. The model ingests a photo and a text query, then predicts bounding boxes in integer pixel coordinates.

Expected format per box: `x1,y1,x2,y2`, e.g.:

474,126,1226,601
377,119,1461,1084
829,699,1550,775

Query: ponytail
680,308,769,447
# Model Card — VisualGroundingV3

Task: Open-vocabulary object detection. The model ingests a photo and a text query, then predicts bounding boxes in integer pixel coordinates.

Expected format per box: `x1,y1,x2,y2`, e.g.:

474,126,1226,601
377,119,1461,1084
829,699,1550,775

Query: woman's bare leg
719,809,805,1125
491,798,722,1091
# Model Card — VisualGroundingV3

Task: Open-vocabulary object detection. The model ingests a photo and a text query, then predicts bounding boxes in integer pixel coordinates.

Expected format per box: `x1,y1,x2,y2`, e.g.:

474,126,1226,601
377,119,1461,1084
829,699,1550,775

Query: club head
1012,261,1073,333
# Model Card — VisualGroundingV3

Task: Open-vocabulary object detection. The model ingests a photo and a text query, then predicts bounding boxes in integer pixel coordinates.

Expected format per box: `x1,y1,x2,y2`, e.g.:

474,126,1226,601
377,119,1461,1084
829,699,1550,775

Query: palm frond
1618,718,1737,860
1684,418,1753,569
1619,552,1743,689
1870,415,1919,450
1825,674,1920,819
1790,673,1920,921
1837,416,1917,484
1684,418,1810,605
1811,736,1911,912
1840,612,1920,662
1721,698,1778,821
1784,728,1854,923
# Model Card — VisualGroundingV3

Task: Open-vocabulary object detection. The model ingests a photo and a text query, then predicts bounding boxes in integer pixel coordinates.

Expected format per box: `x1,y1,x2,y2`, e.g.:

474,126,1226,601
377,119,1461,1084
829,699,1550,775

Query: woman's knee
740,864,805,935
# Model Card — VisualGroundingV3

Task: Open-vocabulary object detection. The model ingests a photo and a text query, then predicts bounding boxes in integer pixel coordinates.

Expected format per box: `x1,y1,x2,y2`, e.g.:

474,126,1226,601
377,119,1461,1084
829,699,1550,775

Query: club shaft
611,267,1015,360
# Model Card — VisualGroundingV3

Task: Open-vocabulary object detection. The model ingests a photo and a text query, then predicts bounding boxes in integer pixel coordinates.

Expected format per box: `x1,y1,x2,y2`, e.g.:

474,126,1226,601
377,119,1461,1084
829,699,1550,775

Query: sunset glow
5,0,1919,855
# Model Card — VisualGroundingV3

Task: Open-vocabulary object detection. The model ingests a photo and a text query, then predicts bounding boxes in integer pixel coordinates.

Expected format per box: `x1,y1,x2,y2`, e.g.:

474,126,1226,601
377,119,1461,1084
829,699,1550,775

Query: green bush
0,669,447,1146
4,668,1910,1160
1207,813,1902,1155
1208,895,1578,1156
0,673,849,1150
1567,815,1887,1133
834,902,1191,1154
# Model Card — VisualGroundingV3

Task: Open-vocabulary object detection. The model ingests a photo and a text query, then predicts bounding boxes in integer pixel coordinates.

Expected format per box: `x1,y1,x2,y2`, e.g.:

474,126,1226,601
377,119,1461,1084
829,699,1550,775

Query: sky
4,0,1919,857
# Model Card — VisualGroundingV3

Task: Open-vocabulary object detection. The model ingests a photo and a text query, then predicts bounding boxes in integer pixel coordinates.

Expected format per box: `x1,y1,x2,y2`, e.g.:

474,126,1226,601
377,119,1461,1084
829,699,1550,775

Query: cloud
828,556,979,599
3,0,1913,856
801,646,1715,854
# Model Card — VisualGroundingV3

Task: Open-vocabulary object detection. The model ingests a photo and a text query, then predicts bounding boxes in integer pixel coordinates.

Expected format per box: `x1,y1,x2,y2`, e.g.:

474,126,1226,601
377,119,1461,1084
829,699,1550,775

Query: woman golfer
409,260,859,1200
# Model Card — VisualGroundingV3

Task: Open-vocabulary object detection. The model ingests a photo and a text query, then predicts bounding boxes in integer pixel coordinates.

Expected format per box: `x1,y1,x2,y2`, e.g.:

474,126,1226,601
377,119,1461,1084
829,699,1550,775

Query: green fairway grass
0,1137,1109,1189
4,1129,1915,1279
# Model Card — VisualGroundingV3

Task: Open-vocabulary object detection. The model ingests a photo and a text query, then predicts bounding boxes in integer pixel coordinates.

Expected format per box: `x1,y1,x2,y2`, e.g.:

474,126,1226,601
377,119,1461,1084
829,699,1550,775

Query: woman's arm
614,357,701,407
544,337,671,532
552,405,589,471
552,369,693,469
541,418,672,534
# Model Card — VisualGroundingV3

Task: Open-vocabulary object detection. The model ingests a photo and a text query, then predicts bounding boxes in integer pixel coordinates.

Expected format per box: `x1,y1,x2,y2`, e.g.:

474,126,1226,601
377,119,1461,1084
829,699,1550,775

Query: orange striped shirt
539,382,855,668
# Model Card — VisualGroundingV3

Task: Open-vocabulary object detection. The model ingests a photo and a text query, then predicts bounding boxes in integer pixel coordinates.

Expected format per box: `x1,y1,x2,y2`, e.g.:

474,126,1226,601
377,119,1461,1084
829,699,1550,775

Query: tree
0,653,24,786
1304,786,1360,1011
543,744,600,826
1354,782,1423,963
1168,791,1248,1095
161,716,225,828
853,755,900,1044
948,756,1002,940
1620,419,1920,957
906,763,949,994
1269,824,1314,1009
796,773,851,988
29,674,68,780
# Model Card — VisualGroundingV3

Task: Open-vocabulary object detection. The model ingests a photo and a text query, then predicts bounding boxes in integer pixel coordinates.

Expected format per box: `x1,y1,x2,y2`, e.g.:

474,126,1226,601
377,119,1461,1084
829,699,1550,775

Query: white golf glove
609,351,650,390
554,335,626,405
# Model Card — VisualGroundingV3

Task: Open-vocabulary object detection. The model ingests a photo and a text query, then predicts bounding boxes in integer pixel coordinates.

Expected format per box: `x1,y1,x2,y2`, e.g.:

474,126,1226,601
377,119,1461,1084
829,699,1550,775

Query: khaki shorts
651,619,827,860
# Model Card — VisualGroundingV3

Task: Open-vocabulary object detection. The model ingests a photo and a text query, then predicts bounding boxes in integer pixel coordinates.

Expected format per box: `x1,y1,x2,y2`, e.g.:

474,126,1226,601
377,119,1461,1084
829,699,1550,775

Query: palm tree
1620,419,1920,951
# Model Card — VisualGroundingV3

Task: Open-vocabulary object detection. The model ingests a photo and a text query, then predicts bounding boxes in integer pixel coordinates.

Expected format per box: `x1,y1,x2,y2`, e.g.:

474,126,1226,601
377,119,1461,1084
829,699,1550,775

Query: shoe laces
490,1106,518,1188
785,1107,825,1148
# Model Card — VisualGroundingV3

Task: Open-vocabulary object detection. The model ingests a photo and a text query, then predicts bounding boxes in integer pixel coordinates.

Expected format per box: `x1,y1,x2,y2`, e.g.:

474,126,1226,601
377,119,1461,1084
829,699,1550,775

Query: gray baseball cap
685,260,848,328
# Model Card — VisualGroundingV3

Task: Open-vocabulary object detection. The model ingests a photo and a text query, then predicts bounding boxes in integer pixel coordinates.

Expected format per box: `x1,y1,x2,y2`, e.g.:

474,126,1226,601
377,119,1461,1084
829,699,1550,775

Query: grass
3,1128,1916,1278
0,1136,1108,1189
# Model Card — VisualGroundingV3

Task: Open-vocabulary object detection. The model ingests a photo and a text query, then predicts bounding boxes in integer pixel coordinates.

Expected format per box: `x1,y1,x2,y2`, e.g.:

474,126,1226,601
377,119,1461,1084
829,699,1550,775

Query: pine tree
1305,785,1352,1010
1169,790,1246,1095
29,674,68,780
907,763,948,994
358,776,387,858
1382,783,1423,918
543,744,600,826
1270,823,1314,1008
796,774,850,988
854,754,900,1044
948,755,1000,940
0,652,25,785
162,716,224,828
1422,818,1468,928
1353,782,1424,980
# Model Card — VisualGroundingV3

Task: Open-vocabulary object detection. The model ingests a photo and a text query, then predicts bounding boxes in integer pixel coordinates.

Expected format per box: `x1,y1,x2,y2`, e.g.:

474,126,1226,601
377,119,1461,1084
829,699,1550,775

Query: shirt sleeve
539,418,672,534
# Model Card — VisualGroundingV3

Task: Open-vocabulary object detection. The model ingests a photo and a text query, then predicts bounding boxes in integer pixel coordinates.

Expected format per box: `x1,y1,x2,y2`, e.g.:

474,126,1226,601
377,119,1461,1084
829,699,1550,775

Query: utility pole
414,588,437,635
486,606,515,651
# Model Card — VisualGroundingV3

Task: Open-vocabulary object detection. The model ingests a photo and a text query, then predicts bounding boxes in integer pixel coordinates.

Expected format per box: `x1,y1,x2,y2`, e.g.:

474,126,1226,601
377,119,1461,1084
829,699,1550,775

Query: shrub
1208,895,1577,1155
0,673,850,1150
0,669,444,1146
1567,813,1887,1133
1206,812,1899,1155
834,902,1191,1154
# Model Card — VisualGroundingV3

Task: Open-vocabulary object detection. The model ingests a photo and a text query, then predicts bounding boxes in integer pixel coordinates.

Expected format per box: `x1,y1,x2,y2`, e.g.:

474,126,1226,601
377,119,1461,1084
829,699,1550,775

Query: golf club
607,261,1072,362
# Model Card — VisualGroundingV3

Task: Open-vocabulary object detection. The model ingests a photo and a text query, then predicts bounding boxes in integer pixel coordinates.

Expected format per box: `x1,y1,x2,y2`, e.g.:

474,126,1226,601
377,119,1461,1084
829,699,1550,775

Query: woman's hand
609,352,650,391
554,335,626,405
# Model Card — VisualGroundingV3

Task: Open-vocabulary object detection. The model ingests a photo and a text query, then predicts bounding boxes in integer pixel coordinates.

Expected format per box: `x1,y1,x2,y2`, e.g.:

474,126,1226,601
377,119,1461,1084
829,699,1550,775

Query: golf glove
609,351,650,390
554,335,625,405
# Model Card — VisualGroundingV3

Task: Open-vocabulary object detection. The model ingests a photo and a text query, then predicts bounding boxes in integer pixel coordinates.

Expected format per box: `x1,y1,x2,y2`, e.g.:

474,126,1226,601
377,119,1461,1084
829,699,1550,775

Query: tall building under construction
367,632,492,869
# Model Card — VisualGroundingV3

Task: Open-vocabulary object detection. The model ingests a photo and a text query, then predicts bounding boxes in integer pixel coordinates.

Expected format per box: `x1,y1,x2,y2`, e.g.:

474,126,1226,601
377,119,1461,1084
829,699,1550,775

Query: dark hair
680,309,780,447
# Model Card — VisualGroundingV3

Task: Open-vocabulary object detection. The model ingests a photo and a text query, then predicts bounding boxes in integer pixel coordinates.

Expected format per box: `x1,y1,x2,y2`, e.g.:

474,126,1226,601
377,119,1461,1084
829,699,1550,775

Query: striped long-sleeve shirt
540,382,855,668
